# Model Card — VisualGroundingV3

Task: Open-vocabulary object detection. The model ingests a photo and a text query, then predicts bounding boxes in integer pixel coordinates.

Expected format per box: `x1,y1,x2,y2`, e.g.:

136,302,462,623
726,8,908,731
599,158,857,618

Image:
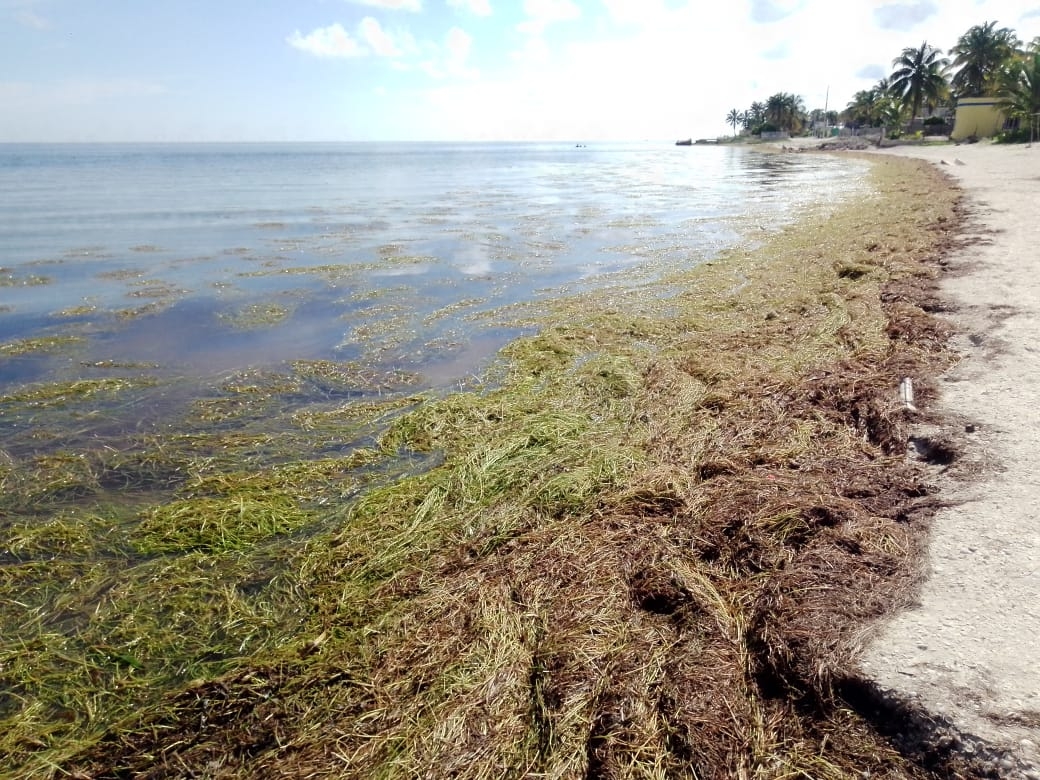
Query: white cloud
873,0,938,30
517,0,580,34
287,23,366,58
447,0,492,15
600,0,668,26
445,27,473,71
421,26,477,78
288,18,415,59
510,35,552,67
345,0,422,10
749,0,804,23
359,16,412,56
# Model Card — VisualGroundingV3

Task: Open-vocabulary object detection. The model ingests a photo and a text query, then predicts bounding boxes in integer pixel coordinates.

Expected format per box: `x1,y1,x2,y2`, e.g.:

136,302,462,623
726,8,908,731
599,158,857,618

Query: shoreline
6,148,1015,777
858,141,1040,774
42,153,969,777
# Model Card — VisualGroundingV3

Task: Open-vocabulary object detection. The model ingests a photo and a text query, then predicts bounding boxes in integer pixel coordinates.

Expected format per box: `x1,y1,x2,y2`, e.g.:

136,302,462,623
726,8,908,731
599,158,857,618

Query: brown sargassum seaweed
33,156,979,778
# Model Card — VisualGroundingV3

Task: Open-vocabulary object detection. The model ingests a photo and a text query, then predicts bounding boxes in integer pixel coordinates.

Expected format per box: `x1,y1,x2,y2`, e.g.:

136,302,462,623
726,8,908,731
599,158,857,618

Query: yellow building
951,97,1006,140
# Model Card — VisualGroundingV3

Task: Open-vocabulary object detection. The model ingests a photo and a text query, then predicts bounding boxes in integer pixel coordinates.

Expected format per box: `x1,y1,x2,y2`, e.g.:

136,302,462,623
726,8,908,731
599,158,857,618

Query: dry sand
854,141,1040,775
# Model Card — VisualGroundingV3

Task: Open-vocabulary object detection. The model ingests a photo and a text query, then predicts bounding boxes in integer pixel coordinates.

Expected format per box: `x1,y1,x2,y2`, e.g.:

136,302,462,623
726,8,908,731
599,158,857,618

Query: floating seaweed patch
217,301,293,329
53,304,99,318
292,359,421,394
0,335,86,357
238,263,358,280
220,368,302,396
114,301,172,320
126,279,186,299
97,268,143,281
190,394,280,423
82,359,161,370
0,272,51,287
0,377,155,409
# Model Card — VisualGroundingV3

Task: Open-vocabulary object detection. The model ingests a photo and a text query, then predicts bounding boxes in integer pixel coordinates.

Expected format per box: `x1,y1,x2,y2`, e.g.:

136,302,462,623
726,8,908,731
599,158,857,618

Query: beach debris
900,376,917,412
955,158,966,165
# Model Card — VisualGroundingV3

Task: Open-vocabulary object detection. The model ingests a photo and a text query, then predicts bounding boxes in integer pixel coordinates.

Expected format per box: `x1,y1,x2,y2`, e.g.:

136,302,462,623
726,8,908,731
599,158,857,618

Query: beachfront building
951,96,1006,140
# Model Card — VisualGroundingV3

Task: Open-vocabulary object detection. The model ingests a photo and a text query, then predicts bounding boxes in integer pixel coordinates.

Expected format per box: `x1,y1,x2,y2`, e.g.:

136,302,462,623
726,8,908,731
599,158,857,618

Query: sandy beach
856,141,1040,776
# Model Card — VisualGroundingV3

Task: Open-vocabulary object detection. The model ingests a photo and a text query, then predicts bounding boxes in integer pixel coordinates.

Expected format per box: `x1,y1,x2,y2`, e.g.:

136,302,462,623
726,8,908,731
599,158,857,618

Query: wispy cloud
359,17,416,56
15,9,49,28
855,64,886,80
288,18,415,59
872,0,937,31
345,0,422,11
763,41,790,59
445,27,474,73
517,0,580,35
421,26,477,78
749,0,802,24
600,0,668,26
447,0,491,16
287,23,366,57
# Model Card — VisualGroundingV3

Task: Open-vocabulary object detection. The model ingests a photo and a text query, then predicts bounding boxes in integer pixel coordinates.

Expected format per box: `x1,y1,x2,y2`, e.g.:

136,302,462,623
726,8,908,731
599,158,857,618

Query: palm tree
997,50,1040,140
749,101,766,126
787,93,807,131
950,21,1020,97
764,92,806,132
844,80,900,129
766,93,786,127
890,41,950,122
844,90,873,127
726,108,741,136
875,94,907,143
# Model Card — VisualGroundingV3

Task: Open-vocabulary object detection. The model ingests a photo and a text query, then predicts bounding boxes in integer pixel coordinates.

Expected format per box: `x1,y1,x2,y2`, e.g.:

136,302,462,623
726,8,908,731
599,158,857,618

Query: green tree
748,101,766,126
766,93,785,126
845,87,883,127
890,41,949,121
765,92,806,132
783,93,807,132
950,21,1020,97
726,108,741,136
997,50,1040,139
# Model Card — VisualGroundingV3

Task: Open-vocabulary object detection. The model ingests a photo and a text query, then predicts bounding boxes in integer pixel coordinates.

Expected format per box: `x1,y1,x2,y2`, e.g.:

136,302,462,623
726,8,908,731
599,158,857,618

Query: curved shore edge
9,153,1009,778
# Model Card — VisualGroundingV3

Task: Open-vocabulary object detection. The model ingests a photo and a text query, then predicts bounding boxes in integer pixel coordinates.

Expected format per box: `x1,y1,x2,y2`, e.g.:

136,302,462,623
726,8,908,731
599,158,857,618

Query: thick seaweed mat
3,155,969,778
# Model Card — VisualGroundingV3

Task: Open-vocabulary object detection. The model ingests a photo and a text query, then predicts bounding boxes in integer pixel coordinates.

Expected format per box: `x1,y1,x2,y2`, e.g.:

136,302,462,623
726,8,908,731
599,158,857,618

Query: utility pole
821,86,830,137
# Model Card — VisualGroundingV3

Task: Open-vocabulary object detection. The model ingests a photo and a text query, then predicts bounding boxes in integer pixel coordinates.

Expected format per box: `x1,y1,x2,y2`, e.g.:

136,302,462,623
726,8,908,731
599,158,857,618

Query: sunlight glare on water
0,142,867,395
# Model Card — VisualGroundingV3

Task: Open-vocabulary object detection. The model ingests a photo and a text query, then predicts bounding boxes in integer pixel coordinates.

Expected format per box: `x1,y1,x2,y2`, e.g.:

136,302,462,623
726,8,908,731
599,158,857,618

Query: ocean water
0,142,867,408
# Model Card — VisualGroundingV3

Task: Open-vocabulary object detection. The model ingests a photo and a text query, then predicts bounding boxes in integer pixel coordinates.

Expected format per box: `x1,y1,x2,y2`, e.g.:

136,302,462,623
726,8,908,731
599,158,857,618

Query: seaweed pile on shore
3,156,969,778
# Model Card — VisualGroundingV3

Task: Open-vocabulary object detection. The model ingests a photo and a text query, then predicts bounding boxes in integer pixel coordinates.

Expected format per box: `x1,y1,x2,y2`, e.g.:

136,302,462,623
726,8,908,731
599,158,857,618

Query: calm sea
0,142,866,399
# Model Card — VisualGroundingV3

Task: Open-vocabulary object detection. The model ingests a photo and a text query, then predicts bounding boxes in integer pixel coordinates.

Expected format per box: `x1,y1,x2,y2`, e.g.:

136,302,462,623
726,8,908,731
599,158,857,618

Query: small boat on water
675,138,692,146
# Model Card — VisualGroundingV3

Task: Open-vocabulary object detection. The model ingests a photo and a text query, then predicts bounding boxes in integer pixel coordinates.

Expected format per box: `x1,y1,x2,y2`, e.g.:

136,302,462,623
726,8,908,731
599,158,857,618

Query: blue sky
2,0,1039,142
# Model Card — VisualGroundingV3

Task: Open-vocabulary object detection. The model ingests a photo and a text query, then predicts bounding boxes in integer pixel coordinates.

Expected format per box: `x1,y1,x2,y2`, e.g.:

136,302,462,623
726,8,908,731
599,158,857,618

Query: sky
2,0,1039,143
